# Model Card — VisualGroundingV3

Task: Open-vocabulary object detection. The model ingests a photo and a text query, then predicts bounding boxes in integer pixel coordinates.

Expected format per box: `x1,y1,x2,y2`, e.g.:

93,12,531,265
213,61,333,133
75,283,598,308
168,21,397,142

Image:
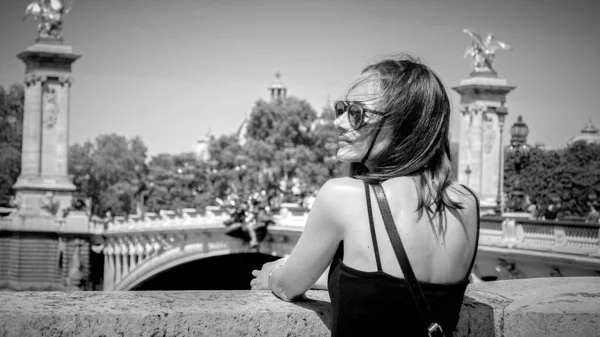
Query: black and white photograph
1,0,599,336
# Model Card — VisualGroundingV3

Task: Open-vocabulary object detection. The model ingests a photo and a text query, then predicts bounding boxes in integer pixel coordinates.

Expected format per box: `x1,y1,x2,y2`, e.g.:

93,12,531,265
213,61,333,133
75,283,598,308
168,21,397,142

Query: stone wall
1,277,599,336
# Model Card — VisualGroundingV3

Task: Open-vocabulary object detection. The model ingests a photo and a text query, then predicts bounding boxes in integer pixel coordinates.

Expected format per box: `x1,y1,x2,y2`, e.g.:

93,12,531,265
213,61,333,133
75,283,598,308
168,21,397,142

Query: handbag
371,183,445,337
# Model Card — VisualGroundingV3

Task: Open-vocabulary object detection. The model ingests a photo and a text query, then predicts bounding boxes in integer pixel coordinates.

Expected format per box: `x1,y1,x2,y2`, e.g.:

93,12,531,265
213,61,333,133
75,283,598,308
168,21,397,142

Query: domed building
567,118,600,146
237,71,288,146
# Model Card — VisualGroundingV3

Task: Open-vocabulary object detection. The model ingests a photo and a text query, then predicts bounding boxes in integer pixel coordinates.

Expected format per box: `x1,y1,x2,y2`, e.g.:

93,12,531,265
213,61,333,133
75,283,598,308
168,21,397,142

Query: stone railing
90,208,600,256
1,277,599,336
480,216,600,257
89,205,310,234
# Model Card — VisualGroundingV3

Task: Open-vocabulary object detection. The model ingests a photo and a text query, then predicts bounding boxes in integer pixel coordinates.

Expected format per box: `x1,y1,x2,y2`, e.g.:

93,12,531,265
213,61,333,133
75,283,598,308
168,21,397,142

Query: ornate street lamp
506,115,531,211
495,106,508,215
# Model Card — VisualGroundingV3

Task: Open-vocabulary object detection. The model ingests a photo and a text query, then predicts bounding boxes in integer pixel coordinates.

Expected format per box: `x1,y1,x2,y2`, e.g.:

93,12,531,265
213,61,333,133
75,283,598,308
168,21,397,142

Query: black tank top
327,184,480,336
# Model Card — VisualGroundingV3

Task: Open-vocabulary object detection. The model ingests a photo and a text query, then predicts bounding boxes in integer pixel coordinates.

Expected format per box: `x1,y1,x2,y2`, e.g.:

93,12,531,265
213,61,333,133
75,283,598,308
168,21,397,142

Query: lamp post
506,115,531,212
495,106,509,215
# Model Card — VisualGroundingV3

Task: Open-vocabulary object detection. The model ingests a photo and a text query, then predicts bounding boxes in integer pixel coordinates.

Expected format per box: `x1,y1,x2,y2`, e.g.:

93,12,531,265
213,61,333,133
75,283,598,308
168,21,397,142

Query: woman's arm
310,266,330,290
250,179,345,300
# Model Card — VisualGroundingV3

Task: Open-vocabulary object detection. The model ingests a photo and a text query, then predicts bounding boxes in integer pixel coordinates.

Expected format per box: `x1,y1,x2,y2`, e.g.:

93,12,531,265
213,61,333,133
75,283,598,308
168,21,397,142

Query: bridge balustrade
480,216,600,256
91,209,600,289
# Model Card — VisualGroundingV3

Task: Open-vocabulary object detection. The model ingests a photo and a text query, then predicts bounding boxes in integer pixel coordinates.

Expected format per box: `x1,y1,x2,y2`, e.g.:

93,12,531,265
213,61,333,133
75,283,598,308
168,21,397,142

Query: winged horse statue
463,29,512,73
24,0,72,40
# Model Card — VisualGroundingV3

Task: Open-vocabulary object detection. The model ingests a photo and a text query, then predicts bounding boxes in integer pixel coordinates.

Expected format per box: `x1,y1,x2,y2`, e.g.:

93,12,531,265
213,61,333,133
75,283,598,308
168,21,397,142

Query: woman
250,55,479,336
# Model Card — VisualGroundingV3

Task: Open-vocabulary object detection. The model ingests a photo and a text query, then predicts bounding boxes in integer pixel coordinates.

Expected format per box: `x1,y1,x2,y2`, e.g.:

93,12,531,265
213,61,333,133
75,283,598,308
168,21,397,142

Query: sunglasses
333,101,386,130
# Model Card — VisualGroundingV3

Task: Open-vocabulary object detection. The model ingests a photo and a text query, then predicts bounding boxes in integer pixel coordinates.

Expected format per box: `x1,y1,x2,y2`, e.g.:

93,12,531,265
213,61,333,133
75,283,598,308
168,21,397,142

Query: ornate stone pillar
453,75,515,210
13,42,80,215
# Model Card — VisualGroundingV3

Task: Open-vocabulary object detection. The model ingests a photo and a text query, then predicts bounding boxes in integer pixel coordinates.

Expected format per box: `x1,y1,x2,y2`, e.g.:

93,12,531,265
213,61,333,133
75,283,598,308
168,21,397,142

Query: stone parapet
1,278,598,336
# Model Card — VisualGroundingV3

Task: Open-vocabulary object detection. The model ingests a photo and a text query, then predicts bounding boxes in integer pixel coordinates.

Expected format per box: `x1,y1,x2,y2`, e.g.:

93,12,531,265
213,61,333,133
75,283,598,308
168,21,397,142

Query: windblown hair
351,55,463,225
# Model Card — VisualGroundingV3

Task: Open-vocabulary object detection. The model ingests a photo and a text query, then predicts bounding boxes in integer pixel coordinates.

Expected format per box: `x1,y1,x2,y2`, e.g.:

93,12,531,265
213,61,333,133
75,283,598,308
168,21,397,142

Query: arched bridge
95,207,307,291
94,207,600,291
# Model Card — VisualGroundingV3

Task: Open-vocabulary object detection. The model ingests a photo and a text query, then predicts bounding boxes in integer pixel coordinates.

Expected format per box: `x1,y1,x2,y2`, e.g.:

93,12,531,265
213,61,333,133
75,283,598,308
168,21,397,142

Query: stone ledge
1,278,599,336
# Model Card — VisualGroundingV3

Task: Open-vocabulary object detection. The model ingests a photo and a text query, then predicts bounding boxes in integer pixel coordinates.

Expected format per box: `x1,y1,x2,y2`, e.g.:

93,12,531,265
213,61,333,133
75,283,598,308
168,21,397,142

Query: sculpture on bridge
463,29,512,73
217,191,274,249
24,0,72,40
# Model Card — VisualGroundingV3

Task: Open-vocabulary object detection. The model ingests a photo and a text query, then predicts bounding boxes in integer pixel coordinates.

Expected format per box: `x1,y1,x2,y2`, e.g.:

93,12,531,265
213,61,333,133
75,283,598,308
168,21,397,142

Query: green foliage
504,141,600,217
0,84,24,207
68,134,148,216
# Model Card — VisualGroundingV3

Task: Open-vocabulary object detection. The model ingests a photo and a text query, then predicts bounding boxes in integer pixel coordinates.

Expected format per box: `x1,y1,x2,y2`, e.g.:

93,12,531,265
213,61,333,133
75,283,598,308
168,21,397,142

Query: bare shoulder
313,177,366,222
317,177,365,200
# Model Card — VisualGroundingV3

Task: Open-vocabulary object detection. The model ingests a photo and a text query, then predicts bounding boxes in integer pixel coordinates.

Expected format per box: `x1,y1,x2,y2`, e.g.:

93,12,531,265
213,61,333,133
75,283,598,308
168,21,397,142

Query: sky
1,0,599,155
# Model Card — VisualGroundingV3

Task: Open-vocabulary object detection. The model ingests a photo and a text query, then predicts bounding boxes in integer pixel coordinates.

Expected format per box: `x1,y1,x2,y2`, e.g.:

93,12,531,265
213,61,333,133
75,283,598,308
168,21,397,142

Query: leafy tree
241,98,341,202
246,97,317,149
68,134,148,216
504,141,600,217
0,84,24,207
145,152,211,212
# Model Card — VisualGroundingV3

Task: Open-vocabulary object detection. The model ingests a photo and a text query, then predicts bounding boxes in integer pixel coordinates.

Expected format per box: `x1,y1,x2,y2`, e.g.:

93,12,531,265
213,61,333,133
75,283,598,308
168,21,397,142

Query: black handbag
371,183,445,337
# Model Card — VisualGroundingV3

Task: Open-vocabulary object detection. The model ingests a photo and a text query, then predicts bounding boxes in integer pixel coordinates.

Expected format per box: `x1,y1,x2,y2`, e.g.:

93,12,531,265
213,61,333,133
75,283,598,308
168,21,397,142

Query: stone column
2,39,90,292
20,74,44,178
13,41,80,216
453,74,515,210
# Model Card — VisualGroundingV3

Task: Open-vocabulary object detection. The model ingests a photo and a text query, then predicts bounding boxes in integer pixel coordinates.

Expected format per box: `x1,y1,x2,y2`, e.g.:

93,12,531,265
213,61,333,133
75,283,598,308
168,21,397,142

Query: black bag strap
371,183,444,337
364,182,382,271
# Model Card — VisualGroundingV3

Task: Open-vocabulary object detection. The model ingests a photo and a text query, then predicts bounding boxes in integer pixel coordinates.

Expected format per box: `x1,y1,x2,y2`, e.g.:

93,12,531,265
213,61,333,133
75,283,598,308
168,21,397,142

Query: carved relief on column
42,82,60,130
482,109,497,155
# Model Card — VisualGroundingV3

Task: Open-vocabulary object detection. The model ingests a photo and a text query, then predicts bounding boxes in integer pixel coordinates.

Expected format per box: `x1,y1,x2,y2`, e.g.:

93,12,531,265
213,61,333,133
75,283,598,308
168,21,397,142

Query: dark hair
350,55,463,224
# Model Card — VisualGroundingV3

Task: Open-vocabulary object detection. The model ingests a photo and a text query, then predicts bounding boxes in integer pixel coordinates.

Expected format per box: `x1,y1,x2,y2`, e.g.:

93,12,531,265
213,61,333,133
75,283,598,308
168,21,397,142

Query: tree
0,84,24,207
145,152,211,212
68,134,148,216
241,97,341,201
504,141,600,217
246,97,317,149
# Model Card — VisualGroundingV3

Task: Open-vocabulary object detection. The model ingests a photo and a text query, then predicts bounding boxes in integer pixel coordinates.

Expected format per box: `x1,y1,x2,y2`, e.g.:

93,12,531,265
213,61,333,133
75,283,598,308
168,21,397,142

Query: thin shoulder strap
460,184,480,276
364,182,382,271
371,183,444,336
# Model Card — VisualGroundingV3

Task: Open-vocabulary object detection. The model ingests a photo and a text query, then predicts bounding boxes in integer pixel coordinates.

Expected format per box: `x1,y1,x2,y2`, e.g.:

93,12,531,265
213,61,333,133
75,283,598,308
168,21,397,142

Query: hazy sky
1,0,599,155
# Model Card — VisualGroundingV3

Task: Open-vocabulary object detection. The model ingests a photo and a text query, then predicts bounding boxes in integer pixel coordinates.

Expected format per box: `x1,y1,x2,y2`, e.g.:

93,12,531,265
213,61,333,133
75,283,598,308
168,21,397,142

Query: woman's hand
250,258,286,290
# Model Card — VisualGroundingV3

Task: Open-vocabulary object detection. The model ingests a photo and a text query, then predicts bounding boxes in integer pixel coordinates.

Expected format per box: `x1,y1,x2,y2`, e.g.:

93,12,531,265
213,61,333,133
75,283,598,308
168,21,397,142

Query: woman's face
334,73,391,164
